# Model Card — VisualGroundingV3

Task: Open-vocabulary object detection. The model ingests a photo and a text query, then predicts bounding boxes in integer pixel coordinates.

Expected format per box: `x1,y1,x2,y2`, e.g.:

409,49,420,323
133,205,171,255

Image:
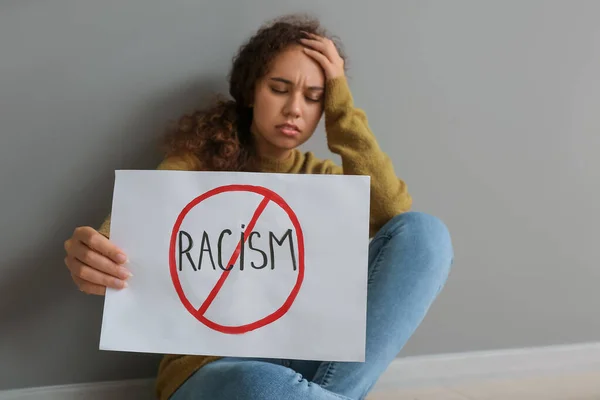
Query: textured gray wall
1,0,598,390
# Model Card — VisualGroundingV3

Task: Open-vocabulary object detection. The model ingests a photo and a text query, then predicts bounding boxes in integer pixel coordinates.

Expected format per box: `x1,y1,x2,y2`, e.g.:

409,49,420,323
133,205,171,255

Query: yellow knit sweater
97,76,411,399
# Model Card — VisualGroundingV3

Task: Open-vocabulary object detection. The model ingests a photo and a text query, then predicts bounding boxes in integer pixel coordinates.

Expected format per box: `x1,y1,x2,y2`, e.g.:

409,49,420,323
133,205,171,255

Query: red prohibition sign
169,184,305,334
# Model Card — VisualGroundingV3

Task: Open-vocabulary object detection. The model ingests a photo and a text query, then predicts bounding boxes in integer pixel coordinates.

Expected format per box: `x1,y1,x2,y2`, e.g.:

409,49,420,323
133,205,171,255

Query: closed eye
271,86,322,103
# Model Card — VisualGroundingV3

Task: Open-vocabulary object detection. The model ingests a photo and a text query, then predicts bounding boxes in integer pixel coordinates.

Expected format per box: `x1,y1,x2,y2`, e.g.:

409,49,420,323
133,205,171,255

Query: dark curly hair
163,13,346,171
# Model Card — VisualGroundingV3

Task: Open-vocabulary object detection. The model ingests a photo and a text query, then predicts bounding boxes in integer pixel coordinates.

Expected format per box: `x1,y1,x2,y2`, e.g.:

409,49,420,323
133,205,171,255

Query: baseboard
0,378,155,400
2,342,600,399
375,341,600,391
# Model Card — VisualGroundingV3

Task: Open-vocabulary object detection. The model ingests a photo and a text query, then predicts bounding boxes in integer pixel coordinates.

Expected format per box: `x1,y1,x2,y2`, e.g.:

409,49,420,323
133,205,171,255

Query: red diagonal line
197,196,271,316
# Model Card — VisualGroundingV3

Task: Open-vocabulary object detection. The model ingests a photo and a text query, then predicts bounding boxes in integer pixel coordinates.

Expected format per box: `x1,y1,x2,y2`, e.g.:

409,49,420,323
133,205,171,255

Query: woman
63,14,453,400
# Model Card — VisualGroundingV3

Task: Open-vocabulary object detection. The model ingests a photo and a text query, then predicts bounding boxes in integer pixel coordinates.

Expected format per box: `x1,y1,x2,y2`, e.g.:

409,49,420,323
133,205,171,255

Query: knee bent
383,212,454,266
196,361,307,400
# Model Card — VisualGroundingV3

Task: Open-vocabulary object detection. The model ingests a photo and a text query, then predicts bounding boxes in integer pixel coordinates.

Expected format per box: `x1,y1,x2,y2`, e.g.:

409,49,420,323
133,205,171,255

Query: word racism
178,224,298,272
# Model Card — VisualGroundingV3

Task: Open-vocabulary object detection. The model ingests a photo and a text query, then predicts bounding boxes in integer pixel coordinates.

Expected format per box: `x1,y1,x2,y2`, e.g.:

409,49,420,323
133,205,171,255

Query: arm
301,34,412,236
98,152,202,238
323,76,412,236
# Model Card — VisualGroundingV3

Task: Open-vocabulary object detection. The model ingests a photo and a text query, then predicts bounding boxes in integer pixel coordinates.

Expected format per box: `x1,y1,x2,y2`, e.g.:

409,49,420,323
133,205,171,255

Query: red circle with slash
169,184,305,334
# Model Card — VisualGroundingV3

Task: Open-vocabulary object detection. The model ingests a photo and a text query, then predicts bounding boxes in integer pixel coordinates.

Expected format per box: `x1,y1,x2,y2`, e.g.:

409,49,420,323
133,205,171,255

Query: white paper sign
100,170,370,362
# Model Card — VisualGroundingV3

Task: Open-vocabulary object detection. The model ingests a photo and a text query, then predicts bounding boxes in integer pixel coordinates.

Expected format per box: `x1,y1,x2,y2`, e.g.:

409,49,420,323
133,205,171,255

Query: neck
255,148,298,173
258,147,293,162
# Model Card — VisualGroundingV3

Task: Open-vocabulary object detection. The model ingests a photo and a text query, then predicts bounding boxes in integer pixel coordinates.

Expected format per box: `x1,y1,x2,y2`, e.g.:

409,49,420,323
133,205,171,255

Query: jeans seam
368,234,391,285
312,362,365,400
317,361,335,387
310,362,354,400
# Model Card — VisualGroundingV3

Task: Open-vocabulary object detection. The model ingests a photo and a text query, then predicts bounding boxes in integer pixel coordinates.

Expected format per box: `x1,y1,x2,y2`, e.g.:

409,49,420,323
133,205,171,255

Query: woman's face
250,45,326,160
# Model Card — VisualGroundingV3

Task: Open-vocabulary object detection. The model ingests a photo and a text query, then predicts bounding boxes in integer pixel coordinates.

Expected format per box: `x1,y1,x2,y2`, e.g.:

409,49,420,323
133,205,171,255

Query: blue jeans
171,212,453,400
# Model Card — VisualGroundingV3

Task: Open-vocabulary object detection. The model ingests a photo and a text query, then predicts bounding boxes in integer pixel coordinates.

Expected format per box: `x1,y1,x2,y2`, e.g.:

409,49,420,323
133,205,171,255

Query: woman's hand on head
64,226,132,295
300,32,345,80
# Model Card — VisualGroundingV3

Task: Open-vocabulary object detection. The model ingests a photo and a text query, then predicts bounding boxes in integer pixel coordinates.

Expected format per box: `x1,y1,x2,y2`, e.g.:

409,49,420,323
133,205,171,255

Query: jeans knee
384,212,454,270
201,361,305,400
222,362,283,399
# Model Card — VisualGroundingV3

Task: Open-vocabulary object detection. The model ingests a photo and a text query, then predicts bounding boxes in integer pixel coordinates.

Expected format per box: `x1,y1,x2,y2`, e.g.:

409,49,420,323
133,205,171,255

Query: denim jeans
171,212,454,400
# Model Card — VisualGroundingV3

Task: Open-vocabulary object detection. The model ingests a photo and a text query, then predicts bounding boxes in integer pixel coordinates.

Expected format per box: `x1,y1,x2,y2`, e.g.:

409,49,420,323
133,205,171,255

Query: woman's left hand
300,32,345,80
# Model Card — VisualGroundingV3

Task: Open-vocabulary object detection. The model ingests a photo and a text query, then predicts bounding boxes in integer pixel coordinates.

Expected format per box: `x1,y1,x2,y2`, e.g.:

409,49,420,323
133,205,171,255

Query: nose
283,93,301,119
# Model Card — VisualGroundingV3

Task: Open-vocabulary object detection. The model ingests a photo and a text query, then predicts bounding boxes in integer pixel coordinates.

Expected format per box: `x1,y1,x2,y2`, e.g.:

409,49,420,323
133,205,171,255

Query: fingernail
119,267,133,279
114,278,127,289
122,281,129,289
116,253,128,264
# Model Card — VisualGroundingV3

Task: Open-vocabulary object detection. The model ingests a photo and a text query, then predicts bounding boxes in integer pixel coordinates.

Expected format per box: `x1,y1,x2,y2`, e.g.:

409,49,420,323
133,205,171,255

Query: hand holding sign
64,226,132,295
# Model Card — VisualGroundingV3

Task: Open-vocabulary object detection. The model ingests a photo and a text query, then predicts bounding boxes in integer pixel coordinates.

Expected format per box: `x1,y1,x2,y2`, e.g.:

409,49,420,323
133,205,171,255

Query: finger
74,226,128,264
303,47,331,68
301,31,323,41
67,256,128,289
68,240,132,280
300,36,340,64
301,32,336,50
72,274,107,296
300,38,329,54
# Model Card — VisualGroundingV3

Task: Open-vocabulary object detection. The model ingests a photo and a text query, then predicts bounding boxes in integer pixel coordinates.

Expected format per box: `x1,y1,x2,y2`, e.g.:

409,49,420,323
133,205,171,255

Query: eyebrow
270,77,324,91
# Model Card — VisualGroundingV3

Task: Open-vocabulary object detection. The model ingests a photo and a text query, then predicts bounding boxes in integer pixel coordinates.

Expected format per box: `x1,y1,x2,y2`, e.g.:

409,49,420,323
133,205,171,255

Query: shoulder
157,151,202,171
300,151,342,175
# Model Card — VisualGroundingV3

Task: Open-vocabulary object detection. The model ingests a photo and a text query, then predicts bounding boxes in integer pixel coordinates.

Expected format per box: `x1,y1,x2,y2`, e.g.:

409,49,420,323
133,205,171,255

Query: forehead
266,45,325,85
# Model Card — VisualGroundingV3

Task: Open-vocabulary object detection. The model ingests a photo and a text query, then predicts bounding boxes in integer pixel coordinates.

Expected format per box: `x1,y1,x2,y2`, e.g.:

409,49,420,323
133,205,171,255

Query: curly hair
163,13,346,171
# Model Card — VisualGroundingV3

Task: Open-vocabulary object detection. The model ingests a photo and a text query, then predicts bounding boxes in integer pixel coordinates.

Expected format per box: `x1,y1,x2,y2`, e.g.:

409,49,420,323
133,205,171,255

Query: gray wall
1,0,598,391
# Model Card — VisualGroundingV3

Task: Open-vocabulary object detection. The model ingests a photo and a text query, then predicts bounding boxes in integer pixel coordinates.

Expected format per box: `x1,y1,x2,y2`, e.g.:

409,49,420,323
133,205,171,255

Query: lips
276,123,301,137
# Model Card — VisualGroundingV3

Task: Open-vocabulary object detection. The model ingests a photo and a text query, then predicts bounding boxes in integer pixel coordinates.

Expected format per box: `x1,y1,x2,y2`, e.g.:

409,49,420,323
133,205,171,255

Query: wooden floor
368,371,600,399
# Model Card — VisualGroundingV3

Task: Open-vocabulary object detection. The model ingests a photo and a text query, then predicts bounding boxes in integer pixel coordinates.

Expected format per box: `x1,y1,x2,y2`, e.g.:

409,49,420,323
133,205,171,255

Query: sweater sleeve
322,76,412,236
97,152,202,238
